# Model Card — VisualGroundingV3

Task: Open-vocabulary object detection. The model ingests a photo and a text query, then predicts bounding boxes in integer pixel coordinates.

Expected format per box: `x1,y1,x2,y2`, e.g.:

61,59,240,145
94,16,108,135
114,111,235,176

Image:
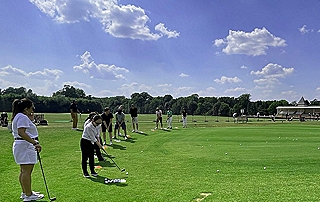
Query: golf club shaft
101,148,124,171
37,152,54,200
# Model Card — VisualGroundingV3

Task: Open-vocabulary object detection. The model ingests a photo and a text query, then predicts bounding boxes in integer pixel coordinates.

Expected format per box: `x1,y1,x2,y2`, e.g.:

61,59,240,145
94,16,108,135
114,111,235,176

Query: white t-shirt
82,122,98,144
12,113,38,139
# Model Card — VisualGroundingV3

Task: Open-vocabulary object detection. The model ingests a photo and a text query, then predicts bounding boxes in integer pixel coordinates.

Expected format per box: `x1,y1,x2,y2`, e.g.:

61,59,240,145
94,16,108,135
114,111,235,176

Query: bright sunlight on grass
1,113,320,201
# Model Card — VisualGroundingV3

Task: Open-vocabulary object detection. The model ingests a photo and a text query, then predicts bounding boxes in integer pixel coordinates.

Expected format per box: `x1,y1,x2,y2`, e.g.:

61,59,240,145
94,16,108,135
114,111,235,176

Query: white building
276,97,320,119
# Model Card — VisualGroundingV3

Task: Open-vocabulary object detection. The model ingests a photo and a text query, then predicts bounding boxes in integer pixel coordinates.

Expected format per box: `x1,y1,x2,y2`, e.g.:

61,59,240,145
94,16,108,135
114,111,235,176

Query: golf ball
126,172,128,175
264,167,266,170
217,170,220,172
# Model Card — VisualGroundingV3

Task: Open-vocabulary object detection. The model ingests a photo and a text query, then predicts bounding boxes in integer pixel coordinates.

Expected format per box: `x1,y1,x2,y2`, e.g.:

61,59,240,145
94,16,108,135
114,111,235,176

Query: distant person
155,107,163,129
101,107,114,145
129,104,138,132
70,100,79,130
11,98,44,201
182,108,187,128
166,107,173,129
80,115,103,178
233,112,237,123
114,105,128,140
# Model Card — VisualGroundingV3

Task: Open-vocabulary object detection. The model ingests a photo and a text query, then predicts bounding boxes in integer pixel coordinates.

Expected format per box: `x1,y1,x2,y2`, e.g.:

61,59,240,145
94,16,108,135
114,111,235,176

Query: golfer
114,106,128,140
80,115,103,178
70,100,79,130
84,112,104,162
166,107,173,129
182,108,187,128
155,107,163,129
101,107,114,145
129,104,138,132
11,98,44,201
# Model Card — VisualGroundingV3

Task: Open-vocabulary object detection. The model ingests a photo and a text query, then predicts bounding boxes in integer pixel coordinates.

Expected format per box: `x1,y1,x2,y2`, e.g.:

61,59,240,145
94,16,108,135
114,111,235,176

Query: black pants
94,137,104,161
80,138,95,174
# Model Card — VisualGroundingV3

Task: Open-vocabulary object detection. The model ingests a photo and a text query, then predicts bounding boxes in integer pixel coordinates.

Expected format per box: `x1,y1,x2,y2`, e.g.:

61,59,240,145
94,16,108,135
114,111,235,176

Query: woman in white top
80,115,103,177
12,98,44,201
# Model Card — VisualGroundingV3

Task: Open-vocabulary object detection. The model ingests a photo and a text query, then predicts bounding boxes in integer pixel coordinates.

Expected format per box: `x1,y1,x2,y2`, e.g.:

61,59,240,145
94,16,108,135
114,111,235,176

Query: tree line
1,85,320,116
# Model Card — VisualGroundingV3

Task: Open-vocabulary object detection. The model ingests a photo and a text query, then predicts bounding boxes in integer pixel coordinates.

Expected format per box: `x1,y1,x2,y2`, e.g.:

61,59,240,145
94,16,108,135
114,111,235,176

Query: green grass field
1,113,320,201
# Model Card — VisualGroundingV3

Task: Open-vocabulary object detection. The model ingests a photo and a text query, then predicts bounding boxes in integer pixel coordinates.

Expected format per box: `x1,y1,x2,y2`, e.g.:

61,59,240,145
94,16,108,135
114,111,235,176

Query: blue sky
1,0,320,102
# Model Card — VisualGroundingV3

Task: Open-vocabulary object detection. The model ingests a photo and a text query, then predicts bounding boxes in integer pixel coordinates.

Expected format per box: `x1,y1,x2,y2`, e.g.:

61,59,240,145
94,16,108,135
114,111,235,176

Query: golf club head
121,168,125,172
50,197,57,201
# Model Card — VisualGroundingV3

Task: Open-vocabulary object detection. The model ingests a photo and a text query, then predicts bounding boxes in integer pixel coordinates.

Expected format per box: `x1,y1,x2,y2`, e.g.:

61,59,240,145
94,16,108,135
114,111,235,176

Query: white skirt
13,141,37,164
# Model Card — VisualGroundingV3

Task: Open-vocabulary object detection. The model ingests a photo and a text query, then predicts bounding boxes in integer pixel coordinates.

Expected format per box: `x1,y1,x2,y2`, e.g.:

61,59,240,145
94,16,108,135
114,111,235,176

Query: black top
70,103,78,112
130,107,138,117
101,112,114,125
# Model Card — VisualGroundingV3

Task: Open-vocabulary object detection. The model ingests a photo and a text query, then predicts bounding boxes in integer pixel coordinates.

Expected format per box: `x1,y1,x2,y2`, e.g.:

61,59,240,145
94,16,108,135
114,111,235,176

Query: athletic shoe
109,141,113,145
124,136,127,140
132,130,135,132
114,139,121,142
91,172,98,177
23,193,44,201
20,191,41,199
135,130,138,132
83,173,90,178
103,141,106,145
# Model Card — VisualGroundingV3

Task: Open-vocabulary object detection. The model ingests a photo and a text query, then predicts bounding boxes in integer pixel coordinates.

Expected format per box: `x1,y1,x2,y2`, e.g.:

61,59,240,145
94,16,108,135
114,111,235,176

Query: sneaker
20,191,41,199
83,173,90,178
124,136,127,140
91,172,98,177
109,141,113,145
114,139,121,142
103,141,106,145
132,130,135,133
23,193,44,201
135,130,138,132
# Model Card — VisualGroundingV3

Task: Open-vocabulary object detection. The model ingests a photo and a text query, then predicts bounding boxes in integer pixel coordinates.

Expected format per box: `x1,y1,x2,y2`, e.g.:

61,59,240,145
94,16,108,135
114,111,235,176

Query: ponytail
11,98,33,121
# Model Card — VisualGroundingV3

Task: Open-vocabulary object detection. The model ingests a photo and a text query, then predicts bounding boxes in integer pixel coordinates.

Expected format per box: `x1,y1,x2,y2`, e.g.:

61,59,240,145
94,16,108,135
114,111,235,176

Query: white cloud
224,87,246,93
179,73,189,77
0,65,63,80
253,78,280,85
155,23,180,38
157,83,172,88
299,25,313,35
73,51,129,80
63,81,91,89
29,0,179,41
214,27,286,56
250,63,294,78
240,65,248,69
214,76,242,84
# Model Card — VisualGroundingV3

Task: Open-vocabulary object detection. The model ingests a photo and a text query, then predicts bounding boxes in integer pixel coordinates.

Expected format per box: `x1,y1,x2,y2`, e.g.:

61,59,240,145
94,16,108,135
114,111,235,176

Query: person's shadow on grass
109,144,127,150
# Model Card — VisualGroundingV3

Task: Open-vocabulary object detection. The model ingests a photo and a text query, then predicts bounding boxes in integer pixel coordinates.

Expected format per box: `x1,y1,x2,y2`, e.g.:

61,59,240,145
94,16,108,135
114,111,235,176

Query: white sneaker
23,192,44,201
20,191,41,199
135,130,138,132
132,130,135,133
109,141,113,145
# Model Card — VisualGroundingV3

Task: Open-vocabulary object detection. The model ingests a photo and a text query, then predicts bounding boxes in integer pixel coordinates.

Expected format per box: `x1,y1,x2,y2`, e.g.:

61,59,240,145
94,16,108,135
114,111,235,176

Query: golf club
101,148,125,172
37,152,56,201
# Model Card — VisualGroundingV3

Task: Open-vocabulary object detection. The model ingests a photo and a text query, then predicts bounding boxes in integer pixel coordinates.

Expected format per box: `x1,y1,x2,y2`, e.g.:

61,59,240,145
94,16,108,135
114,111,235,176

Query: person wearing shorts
101,107,114,145
156,107,163,129
11,98,44,201
129,104,138,132
114,107,128,140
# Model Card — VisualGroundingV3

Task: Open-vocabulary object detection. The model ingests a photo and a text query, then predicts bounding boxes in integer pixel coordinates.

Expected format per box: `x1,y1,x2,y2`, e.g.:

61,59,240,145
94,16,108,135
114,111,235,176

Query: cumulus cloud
29,0,179,41
299,25,313,35
179,73,189,77
0,65,63,80
214,76,242,84
73,51,129,80
62,81,91,89
240,65,248,69
214,27,286,56
250,63,294,78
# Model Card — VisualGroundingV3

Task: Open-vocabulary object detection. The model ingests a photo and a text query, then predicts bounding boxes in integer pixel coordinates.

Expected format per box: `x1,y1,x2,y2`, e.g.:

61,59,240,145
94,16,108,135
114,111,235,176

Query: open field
1,113,320,201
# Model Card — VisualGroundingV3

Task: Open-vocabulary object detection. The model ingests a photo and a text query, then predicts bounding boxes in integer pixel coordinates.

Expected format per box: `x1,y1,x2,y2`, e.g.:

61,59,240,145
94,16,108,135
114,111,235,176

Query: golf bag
0,112,8,127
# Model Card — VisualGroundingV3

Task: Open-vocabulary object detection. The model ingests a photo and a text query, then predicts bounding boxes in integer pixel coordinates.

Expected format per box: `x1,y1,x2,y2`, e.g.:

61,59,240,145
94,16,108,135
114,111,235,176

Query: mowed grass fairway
1,113,320,201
